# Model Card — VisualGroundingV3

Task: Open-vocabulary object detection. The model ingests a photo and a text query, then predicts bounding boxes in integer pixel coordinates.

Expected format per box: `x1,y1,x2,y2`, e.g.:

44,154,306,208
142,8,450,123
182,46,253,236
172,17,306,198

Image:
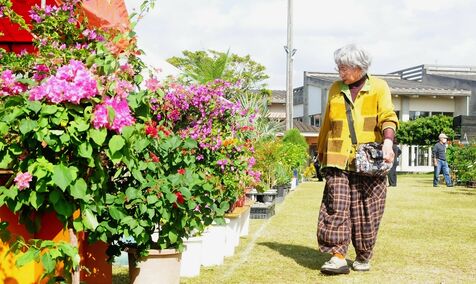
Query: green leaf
82,208,99,230
146,195,158,205
41,253,56,273
29,191,44,210
19,119,38,134
168,231,178,244
180,187,191,199
183,138,198,149
125,187,139,201
41,105,58,115
75,120,90,132
70,178,88,201
0,152,13,168
49,190,61,204
109,207,126,221
90,128,107,146
49,130,64,136
52,164,77,191
78,142,93,159
53,197,74,217
166,192,176,203
73,219,84,231
0,122,9,135
109,135,125,154
27,100,42,113
134,74,143,85
134,138,150,152
16,247,39,267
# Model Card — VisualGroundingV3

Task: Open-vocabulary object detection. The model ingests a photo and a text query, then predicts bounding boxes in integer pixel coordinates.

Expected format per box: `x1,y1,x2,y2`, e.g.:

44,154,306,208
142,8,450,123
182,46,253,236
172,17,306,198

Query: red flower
149,152,160,163
173,191,185,208
177,168,186,175
145,121,158,137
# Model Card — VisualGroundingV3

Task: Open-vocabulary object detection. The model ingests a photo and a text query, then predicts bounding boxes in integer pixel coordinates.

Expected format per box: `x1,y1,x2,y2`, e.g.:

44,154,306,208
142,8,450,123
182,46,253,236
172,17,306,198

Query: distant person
432,133,453,187
388,143,401,187
313,154,324,181
316,44,398,275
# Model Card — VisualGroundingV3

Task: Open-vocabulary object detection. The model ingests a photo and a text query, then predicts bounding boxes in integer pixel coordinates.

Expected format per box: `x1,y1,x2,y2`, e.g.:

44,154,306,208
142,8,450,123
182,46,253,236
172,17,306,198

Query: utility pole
284,0,296,131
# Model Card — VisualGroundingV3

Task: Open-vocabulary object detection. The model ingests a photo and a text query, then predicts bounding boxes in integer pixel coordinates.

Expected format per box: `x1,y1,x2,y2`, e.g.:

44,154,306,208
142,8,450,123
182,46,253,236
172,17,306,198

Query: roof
293,121,319,134
268,112,286,119
305,72,471,97
276,120,319,137
270,90,286,103
427,73,476,82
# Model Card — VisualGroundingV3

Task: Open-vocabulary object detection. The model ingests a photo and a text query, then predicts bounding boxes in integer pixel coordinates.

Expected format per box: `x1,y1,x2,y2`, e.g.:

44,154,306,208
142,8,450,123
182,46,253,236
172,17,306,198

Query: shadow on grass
445,189,476,195
258,242,329,270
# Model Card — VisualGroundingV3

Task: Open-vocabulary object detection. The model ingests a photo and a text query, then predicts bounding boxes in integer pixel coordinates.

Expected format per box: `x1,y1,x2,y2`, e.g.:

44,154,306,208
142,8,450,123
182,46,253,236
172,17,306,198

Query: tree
167,50,269,92
397,115,455,145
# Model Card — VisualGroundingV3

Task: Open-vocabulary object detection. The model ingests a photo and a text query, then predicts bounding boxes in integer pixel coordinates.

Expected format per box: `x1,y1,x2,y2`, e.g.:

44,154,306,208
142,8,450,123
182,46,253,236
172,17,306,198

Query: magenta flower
29,8,42,23
1,70,26,96
29,60,98,104
14,172,33,191
92,97,135,133
115,79,133,99
146,77,161,92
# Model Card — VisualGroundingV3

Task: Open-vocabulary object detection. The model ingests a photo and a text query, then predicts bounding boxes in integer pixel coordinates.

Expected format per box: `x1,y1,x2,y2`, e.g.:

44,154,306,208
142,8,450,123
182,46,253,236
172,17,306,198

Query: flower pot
180,236,203,278
262,189,277,203
224,217,240,257
201,221,227,266
128,249,181,284
0,208,111,283
245,188,258,202
239,205,251,237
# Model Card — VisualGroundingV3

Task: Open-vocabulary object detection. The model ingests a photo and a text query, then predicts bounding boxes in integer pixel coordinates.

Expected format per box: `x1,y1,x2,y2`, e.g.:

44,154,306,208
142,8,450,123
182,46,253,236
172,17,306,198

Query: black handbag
344,96,392,176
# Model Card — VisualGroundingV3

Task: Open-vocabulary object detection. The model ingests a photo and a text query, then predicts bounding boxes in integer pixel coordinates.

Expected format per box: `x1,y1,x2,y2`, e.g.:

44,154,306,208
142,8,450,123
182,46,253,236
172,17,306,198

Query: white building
295,72,471,172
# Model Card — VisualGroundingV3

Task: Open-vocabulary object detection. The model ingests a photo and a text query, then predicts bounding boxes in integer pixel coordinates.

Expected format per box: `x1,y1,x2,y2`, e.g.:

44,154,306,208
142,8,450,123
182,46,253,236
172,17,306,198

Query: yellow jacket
317,75,399,171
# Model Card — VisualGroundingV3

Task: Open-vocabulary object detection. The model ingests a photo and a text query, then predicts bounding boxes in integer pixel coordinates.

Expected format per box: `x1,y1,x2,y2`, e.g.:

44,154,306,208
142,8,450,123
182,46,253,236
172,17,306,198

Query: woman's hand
382,139,394,163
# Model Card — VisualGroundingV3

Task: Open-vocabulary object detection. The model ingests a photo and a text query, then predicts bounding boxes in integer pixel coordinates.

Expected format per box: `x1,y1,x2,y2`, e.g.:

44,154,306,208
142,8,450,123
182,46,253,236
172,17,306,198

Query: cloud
125,0,476,89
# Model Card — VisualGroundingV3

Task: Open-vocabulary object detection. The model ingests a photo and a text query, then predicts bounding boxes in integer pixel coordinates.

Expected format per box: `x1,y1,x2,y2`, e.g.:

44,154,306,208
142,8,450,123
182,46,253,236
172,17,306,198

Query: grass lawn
113,174,476,283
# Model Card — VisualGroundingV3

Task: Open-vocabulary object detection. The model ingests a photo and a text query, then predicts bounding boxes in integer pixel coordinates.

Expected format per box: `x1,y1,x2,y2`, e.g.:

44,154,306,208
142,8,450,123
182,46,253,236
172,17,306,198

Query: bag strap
344,94,358,145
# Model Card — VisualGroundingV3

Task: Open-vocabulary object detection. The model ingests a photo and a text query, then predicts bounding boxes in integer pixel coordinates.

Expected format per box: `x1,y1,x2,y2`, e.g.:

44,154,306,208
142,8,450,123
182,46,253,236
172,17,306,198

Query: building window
293,88,303,105
409,111,430,120
309,114,321,127
408,145,430,166
294,117,303,122
409,111,453,121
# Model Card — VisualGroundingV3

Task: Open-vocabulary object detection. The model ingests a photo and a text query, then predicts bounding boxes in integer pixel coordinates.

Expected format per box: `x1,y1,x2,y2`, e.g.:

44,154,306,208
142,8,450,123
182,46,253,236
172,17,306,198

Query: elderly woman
316,44,399,275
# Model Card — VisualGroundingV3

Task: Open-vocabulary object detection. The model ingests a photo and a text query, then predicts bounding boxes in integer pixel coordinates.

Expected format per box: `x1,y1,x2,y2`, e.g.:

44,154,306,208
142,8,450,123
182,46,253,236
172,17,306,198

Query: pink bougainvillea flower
92,97,135,133
115,79,133,99
145,76,161,92
14,172,33,190
29,60,98,104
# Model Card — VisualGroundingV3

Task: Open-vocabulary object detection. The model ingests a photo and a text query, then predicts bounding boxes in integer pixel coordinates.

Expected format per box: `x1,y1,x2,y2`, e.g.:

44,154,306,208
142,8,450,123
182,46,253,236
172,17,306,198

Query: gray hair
334,44,372,74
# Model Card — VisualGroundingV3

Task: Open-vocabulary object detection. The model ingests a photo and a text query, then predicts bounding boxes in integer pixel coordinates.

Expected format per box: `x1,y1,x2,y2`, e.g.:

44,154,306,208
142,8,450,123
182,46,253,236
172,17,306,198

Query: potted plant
0,0,155,282
0,1,262,283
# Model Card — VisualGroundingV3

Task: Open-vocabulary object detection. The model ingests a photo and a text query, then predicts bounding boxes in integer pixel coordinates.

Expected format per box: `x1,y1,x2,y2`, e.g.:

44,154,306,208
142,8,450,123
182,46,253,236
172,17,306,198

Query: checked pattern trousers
317,168,387,261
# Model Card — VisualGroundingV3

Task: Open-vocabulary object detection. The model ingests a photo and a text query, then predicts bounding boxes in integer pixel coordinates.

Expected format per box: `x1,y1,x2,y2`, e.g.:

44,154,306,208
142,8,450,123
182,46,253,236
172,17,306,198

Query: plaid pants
317,168,387,261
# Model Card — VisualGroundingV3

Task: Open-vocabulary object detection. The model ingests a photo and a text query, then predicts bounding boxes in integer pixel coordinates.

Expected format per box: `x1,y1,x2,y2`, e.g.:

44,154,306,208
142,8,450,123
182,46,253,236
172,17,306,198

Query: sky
124,0,476,90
